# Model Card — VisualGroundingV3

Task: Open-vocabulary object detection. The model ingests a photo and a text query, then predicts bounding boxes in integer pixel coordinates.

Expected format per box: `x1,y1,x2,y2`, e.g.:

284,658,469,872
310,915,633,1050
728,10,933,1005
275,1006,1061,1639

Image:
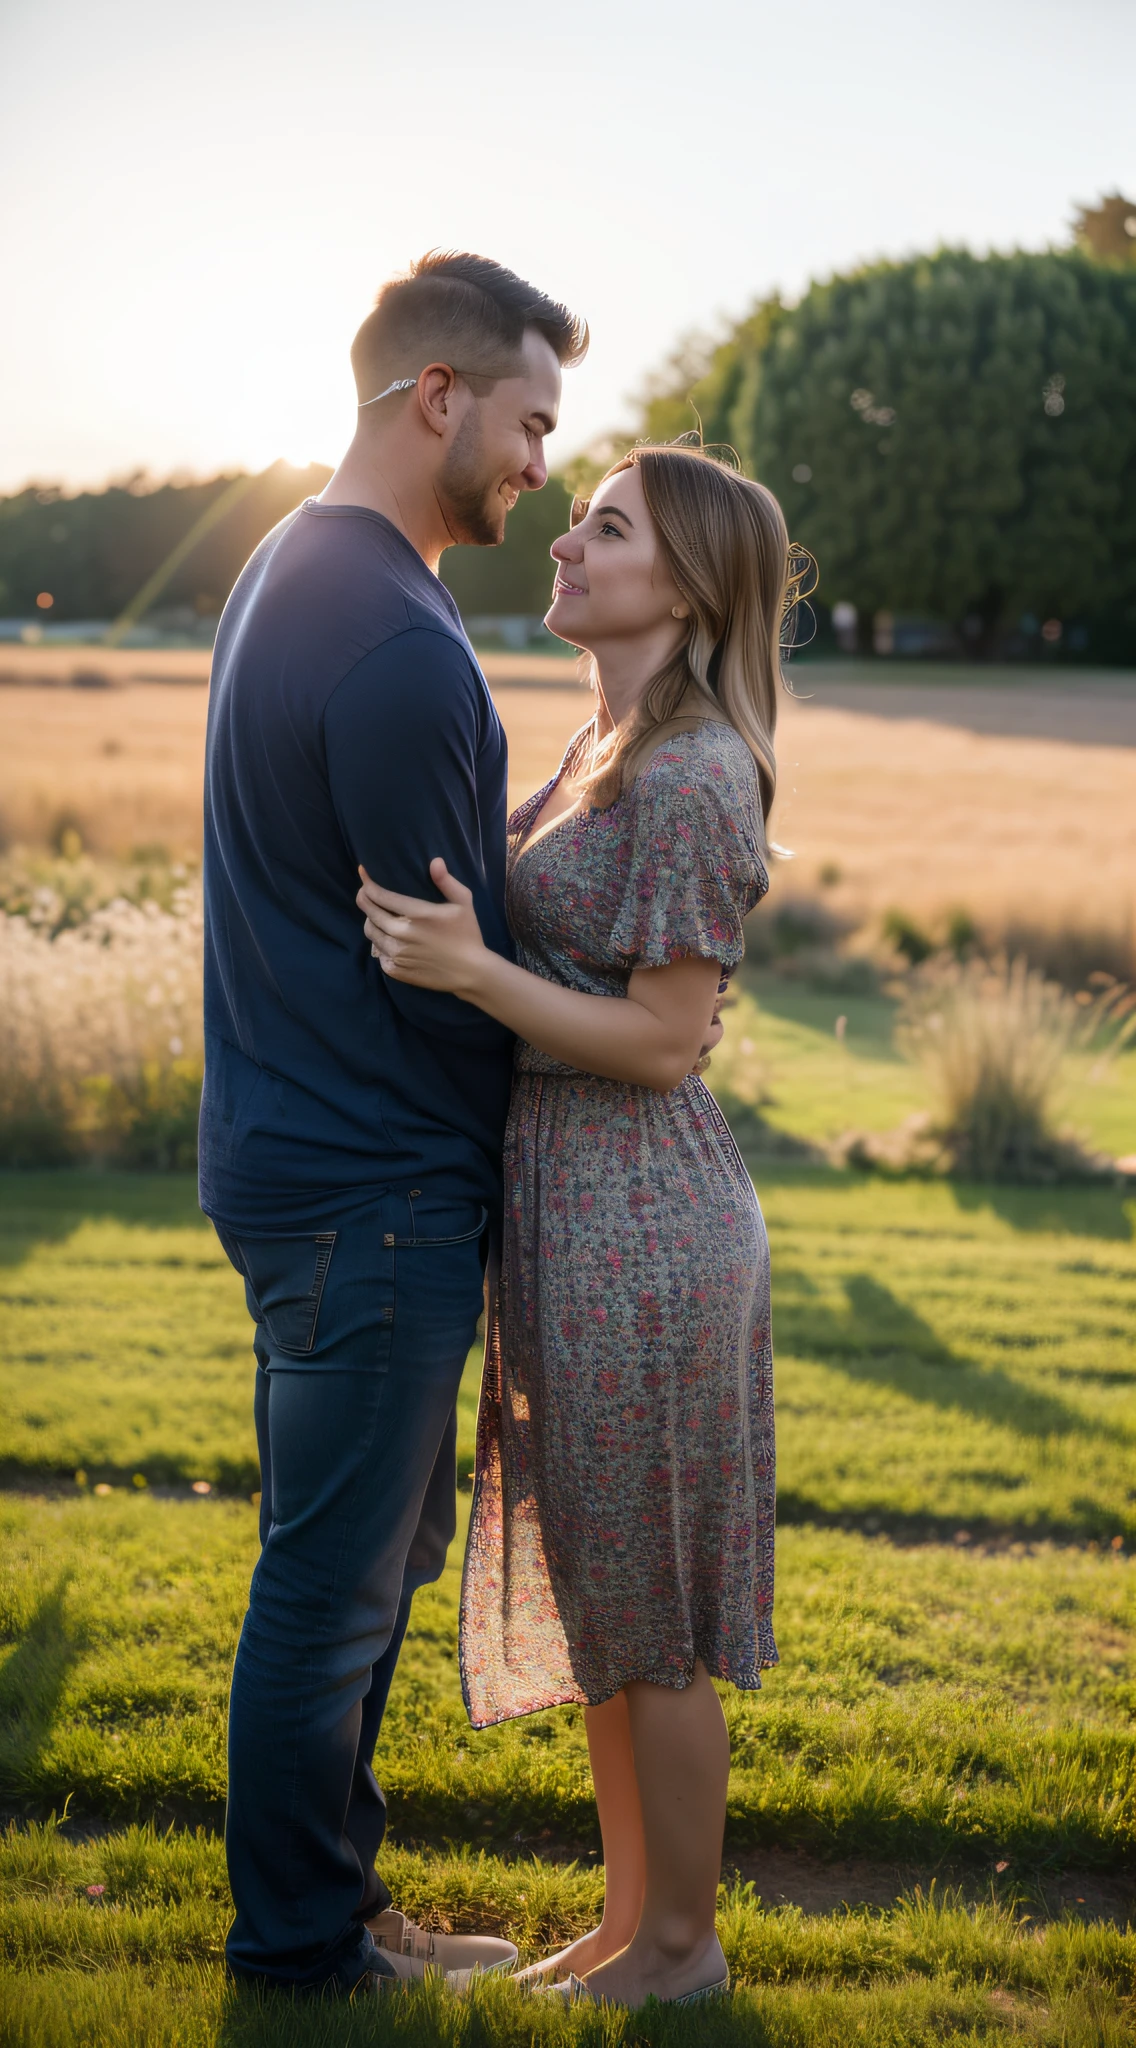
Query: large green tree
639,249,1136,655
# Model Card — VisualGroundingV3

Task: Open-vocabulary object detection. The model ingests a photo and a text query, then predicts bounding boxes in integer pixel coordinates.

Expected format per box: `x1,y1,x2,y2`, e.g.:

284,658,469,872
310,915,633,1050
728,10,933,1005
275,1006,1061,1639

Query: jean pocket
226,1231,337,1357
387,1200,488,1250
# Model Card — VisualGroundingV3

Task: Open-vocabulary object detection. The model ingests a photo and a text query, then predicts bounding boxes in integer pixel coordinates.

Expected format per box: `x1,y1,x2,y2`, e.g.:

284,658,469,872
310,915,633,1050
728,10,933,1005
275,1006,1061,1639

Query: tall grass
1,846,1131,1178
0,873,202,1167
896,955,1135,1180
2,1823,1135,2047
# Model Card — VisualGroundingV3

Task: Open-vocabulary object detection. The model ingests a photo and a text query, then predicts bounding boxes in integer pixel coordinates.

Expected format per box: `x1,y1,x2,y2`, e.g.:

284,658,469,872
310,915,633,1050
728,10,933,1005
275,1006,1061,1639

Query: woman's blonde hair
570,444,805,840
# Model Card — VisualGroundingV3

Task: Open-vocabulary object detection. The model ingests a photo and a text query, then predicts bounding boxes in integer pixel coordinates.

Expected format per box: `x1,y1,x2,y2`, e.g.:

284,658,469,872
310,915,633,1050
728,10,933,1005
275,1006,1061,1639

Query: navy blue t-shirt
199,499,514,1231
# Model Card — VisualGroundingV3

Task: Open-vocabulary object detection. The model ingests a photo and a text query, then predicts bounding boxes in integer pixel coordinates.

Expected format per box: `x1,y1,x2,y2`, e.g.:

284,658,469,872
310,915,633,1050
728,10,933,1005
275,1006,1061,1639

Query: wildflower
0,878,203,1165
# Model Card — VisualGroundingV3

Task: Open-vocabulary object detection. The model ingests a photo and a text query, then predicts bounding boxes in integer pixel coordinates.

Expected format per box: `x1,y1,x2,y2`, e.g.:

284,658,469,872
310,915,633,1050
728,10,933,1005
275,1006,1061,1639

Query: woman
357,444,795,2008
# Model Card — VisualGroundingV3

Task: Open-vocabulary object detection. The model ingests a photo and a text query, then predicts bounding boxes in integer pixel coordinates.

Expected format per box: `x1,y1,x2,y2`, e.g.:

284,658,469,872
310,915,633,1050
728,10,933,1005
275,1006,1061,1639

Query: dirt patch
5,1802,1131,1926
724,1843,1135,1925
441,1826,1135,1928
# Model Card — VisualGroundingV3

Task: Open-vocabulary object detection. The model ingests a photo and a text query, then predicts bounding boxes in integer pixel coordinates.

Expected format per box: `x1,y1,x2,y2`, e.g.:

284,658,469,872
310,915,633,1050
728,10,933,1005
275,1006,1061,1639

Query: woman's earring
671,606,687,619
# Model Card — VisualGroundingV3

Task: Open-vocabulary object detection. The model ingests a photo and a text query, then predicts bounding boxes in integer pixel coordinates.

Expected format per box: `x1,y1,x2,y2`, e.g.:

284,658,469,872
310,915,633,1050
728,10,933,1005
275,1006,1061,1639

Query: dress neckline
512,768,592,857
512,717,722,858
511,725,597,854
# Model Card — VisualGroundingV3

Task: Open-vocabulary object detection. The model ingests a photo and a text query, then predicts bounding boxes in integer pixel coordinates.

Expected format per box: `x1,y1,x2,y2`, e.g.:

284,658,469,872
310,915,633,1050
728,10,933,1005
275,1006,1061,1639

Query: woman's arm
358,859,721,1093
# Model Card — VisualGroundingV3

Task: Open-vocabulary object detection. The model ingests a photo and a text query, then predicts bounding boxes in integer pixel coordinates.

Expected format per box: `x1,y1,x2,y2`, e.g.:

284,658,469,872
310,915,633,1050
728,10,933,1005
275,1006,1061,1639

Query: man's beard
438,410,508,547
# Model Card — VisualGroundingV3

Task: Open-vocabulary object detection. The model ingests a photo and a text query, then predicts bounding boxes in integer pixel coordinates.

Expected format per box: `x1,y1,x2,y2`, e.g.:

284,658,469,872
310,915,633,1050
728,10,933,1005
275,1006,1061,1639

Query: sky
2,0,1133,494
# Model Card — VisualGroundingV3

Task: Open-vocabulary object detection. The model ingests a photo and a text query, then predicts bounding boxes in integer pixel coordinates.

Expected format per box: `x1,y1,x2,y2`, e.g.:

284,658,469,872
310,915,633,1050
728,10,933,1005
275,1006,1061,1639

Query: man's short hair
351,250,588,406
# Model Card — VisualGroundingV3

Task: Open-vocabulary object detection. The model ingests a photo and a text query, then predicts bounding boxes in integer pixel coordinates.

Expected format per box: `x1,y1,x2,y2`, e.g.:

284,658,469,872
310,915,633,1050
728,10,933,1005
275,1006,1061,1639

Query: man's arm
323,628,513,1047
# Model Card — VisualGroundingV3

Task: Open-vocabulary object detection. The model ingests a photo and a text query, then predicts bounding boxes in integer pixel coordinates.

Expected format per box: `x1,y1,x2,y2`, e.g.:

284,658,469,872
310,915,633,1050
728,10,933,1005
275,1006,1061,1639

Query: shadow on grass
0,1169,209,1267
212,1978,787,2048
713,1093,829,1168
773,1491,1132,1547
0,1576,82,1803
737,967,903,1062
777,1268,1115,1445
950,1179,1136,1242
736,1156,1136,1243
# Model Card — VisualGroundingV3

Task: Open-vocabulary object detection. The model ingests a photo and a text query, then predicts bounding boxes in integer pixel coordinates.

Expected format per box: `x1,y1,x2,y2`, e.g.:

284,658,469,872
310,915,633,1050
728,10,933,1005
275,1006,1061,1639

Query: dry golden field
773,692,1136,938
0,655,590,859
2,647,1134,949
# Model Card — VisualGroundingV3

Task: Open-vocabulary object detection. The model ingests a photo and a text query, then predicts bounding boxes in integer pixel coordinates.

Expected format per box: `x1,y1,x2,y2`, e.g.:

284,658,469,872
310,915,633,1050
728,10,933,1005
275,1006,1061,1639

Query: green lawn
1,1117,1135,2040
3,1485,1135,1870
5,1169,1135,1545
716,972,1136,1161
2,1820,1134,2047
0,1177,482,1496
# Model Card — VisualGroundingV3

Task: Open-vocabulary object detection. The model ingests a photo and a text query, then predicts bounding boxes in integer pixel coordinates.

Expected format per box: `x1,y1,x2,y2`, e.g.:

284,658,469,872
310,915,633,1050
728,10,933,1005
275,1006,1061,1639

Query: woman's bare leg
580,1661,729,2005
514,1690,646,1979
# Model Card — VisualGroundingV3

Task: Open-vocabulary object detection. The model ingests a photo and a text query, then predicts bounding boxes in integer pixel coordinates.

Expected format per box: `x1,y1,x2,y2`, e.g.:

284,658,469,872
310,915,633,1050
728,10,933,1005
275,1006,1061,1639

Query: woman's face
544,464,688,653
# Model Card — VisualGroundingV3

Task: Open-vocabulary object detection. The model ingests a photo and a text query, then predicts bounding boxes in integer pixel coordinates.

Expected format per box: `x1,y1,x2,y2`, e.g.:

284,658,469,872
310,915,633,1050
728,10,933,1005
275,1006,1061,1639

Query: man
200,251,588,1994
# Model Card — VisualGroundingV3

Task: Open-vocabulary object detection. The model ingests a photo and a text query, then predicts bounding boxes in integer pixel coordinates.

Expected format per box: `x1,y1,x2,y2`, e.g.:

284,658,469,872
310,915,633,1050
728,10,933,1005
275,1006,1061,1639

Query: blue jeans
215,1191,486,1990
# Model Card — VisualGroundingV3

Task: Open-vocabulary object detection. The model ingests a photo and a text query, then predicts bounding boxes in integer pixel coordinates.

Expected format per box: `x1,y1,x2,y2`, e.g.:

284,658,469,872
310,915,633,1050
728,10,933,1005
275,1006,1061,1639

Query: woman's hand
357,859,488,997
358,860,725,1092
693,1005,725,1074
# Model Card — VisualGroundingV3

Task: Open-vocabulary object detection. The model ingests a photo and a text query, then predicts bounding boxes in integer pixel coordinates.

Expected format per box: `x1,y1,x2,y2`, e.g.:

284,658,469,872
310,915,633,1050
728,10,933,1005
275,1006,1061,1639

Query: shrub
942,907,978,957
882,909,935,966
0,881,202,1168
742,892,877,993
895,955,1134,1181
746,891,853,962
883,905,1135,986
998,914,1136,990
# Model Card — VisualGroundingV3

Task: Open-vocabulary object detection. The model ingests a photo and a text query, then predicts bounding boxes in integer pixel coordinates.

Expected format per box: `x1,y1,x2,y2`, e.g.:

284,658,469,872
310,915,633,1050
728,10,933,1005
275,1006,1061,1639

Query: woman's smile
553,573,587,596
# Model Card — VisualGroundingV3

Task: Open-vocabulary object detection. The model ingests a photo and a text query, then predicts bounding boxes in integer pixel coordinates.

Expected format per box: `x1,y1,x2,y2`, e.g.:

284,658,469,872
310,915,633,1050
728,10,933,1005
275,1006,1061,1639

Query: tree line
0,459,573,635
3,199,1134,659
633,239,1136,662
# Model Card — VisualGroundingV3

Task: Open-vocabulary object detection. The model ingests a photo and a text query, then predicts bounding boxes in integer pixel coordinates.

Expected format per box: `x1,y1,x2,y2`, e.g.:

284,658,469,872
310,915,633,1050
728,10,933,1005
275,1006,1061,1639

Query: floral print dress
460,718,778,1727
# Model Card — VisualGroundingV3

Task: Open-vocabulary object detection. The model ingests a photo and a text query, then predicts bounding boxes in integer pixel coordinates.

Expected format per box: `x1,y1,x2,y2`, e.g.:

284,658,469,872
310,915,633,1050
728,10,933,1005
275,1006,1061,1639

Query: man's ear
416,363,460,439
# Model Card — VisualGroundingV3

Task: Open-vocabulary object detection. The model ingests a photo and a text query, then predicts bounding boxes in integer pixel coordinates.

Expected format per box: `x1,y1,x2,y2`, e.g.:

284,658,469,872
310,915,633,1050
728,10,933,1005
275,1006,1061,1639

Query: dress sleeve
608,732,769,971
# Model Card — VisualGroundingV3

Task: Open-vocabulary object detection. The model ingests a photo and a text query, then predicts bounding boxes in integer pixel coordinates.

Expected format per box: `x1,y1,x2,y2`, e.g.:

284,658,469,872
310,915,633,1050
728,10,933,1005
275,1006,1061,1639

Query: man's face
437,328,562,547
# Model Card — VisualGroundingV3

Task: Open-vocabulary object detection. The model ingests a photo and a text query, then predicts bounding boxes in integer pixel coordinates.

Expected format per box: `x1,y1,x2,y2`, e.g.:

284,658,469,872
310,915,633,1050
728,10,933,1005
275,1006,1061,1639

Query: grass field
717,975,1136,1164
1,1156,1134,2045
2,664,1135,2041
2,668,1135,963
4,1153,1136,1539
0,662,585,863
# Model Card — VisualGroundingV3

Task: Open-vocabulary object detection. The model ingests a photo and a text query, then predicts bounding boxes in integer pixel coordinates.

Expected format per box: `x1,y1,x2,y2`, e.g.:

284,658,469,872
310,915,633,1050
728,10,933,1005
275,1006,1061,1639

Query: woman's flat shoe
536,1968,731,2007
671,1971,731,2006
533,1974,587,2004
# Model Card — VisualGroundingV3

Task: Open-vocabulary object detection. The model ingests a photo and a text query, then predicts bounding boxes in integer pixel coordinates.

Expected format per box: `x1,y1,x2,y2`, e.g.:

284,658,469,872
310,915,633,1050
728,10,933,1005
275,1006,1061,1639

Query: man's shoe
365,1907,517,1978
351,1935,486,1997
